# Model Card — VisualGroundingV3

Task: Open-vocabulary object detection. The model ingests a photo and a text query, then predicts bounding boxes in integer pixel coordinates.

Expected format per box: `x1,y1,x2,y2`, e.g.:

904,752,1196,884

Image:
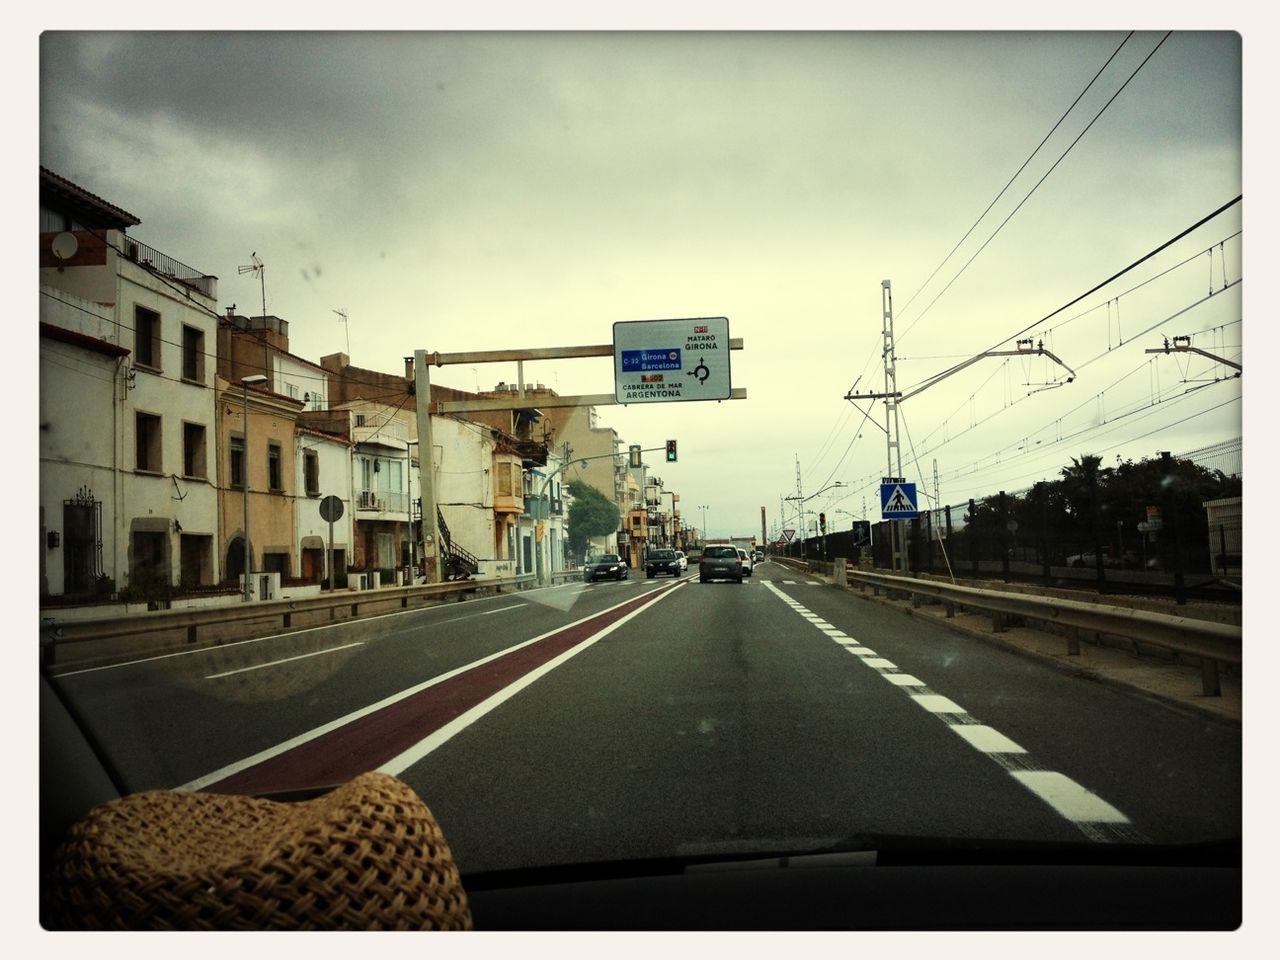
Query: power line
894,31,1138,340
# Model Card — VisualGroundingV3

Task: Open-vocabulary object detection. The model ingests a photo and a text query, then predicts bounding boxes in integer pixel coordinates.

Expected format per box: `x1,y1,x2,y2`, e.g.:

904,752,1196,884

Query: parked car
645,549,681,578
699,545,744,583
737,548,753,577
674,551,688,571
583,554,629,582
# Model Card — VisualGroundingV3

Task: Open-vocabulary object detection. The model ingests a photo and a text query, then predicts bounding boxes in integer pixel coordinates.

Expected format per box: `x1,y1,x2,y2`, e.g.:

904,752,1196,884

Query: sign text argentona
613,317,732,404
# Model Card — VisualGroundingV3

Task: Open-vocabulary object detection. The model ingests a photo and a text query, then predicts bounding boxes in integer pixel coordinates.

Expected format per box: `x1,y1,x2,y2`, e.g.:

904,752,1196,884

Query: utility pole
882,281,907,573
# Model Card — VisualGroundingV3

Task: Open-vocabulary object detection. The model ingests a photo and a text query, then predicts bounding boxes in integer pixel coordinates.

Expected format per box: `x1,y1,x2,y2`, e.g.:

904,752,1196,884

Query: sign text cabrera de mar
613,316,732,404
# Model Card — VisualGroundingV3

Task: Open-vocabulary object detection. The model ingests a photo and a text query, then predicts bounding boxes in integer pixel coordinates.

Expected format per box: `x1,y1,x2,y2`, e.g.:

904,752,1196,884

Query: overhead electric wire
896,30,1172,355
894,31,1137,341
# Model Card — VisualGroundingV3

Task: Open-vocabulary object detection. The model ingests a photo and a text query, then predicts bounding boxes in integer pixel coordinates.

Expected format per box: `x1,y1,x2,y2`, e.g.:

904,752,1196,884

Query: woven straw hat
48,771,472,930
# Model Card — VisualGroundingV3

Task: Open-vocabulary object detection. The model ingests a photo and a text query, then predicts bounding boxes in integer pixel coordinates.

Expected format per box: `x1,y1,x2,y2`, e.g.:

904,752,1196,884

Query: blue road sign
880,482,919,519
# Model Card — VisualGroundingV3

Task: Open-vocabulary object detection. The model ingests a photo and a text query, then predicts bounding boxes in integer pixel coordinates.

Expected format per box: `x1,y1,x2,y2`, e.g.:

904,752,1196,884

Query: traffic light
819,512,827,533
666,440,677,462
629,444,642,468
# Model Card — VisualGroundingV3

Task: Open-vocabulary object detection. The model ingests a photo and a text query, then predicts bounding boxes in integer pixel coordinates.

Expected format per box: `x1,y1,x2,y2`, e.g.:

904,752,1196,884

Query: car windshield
37,27,1244,932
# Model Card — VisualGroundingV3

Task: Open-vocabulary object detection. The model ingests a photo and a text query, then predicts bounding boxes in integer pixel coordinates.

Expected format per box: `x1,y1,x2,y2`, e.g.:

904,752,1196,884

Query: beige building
215,377,304,586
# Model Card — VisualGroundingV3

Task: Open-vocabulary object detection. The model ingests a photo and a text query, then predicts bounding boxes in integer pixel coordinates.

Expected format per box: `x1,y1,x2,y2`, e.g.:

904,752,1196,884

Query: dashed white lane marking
1011,772,1129,823
910,694,967,714
763,579,1135,838
783,580,797,585
806,581,820,585
951,725,1027,753
883,673,926,687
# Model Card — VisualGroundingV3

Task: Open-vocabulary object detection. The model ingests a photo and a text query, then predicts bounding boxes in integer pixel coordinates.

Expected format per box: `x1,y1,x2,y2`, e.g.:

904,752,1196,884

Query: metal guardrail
843,567,1240,697
40,576,529,668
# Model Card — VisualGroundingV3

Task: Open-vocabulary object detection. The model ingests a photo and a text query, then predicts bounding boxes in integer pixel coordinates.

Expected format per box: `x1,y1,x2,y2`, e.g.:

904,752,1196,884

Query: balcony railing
357,490,409,513
123,237,216,299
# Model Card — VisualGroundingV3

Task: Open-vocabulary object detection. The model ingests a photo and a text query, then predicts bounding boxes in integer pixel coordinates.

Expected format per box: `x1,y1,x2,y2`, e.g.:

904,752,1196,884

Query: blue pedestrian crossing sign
881,482,919,519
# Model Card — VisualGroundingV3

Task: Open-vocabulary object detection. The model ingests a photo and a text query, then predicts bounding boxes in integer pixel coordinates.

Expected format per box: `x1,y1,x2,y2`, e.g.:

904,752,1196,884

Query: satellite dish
50,232,79,261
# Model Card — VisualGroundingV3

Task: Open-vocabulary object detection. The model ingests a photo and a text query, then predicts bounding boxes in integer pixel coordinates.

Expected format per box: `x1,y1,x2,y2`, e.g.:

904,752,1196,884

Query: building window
285,382,300,400
498,463,513,497
183,422,207,478
268,442,283,492
135,412,161,472
304,449,320,497
355,414,367,427
181,325,204,383
229,436,244,489
134,306,160,370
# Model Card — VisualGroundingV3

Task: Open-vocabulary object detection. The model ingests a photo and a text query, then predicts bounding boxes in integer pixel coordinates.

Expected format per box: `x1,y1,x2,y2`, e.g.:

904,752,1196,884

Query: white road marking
806,581,820,585
910,694,967,714
951,725,1027,754
1011,771,1129,823
762,578,1133,833
379,582,687,776
205,642,365,679
882,673,927,687
54,592,532,677
783,580,797,585
176,584,685,793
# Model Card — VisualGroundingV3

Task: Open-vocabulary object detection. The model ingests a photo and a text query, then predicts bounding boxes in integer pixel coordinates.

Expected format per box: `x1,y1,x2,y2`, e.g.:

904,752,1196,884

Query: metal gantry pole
243,382,251,601
413,351,444,584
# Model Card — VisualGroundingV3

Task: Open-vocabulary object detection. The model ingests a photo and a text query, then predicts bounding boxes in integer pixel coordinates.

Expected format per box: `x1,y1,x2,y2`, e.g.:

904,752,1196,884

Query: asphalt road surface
50,561,1241,874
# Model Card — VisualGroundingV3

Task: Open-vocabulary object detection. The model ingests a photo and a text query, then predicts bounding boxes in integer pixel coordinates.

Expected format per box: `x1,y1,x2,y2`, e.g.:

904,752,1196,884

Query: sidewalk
794,563,1242,728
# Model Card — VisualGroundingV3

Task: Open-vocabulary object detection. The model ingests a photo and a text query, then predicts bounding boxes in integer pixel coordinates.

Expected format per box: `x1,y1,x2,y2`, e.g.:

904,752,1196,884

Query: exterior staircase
436,507,480,581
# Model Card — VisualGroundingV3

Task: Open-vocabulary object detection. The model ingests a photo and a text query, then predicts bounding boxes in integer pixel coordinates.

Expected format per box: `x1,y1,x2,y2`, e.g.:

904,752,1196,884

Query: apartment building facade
39,168,221,599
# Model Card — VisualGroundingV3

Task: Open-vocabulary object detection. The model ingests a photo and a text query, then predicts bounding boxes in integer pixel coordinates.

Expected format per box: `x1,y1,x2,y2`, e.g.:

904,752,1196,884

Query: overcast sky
33,20,1255,540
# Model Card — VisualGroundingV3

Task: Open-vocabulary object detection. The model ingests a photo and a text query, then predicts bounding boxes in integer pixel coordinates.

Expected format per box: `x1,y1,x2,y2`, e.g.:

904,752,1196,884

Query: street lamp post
241,374,268,601
698,505,709,546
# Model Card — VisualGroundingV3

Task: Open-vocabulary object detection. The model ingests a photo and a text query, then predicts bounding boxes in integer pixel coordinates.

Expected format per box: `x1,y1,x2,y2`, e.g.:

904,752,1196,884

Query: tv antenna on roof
333,308,351,355
238,252,267,318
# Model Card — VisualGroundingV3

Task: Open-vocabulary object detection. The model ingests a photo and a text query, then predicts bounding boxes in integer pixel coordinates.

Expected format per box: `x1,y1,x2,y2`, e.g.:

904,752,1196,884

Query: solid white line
55,592,531,677
175,583,681,792
378,581,687,776
1011,771,1129,823
204,642,365,679
950,725,1027,753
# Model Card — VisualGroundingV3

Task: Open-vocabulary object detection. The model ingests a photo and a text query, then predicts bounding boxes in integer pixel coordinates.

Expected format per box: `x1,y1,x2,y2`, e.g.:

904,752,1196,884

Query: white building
39,168,221,600
295,427,355,587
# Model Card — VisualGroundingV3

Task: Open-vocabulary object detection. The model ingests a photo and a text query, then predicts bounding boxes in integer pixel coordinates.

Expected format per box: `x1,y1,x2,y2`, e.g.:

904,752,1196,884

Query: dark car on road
583,554,629,582
645,548,681,578
699,544,744,583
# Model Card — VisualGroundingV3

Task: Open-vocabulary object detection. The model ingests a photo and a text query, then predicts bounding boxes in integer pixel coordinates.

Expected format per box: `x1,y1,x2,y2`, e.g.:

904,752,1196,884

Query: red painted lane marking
199,583,676,796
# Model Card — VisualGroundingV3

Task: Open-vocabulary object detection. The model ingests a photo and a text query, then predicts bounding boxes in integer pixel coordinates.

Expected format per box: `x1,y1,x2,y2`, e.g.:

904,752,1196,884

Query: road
50,561,1241,874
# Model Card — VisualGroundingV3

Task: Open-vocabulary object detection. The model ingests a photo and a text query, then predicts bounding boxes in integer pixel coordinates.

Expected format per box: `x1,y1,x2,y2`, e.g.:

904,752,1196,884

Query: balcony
514,439,549,468
352,415,410,447
122,237,217,299
357,490,409,514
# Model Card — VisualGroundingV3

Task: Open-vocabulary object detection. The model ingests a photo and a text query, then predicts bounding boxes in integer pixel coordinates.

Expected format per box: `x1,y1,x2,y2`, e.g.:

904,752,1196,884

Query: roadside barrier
843,566,1239,697
40,576,532,670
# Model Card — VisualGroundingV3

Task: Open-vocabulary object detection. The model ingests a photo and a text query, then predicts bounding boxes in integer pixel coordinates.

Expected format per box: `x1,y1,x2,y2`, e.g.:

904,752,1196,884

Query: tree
566,480,620,559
